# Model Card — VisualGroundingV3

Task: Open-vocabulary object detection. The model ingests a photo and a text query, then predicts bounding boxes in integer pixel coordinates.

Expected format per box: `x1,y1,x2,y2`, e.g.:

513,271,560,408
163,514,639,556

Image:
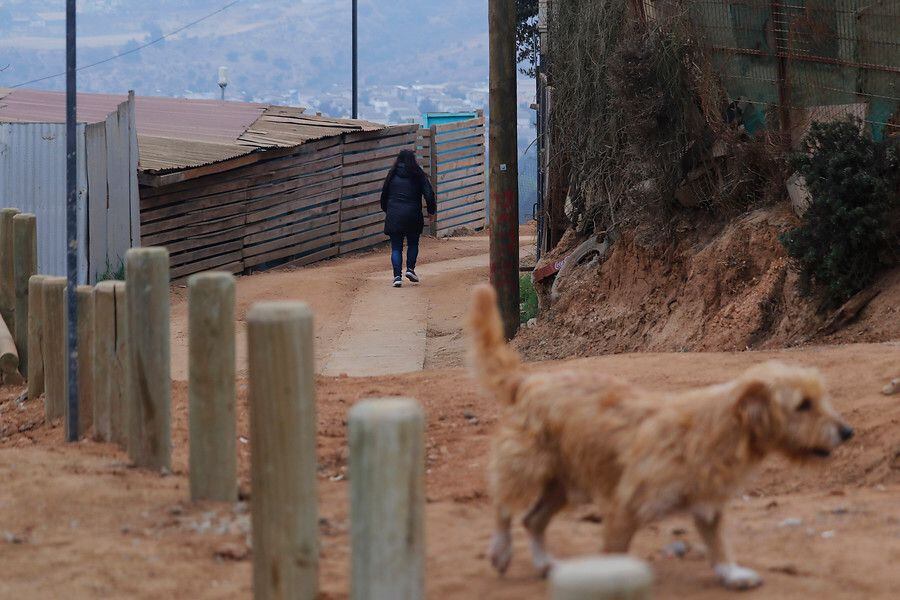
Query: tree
516,0,539,77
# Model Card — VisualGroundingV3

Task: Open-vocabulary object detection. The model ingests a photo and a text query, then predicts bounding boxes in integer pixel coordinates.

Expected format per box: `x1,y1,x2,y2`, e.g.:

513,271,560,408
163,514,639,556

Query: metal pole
488,0,520,339
352,0,358,119
65,0,79,442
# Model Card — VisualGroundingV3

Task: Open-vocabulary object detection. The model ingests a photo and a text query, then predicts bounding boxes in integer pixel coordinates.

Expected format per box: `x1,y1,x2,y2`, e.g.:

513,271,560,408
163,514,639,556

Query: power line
9,0,242,89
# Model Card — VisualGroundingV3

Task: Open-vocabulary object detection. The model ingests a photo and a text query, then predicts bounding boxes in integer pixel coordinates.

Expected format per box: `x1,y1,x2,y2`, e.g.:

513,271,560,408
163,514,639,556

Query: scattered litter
883,378,899,396
821,530,836,539
779,517,803,528
329,473,345,482
239,436,249,445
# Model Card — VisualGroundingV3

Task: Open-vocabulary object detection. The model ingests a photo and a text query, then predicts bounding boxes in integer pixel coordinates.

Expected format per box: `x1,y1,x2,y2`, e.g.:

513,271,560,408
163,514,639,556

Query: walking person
380,149,437,287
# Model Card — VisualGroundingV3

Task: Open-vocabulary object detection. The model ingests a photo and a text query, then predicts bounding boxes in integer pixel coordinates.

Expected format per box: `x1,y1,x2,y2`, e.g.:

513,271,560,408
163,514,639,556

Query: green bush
519,274,539,324
779,119,899,308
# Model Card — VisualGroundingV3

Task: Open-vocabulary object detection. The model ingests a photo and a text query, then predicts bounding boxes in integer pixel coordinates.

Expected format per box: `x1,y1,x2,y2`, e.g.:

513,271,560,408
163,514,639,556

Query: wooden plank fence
416,116,487,237
138,125,417,280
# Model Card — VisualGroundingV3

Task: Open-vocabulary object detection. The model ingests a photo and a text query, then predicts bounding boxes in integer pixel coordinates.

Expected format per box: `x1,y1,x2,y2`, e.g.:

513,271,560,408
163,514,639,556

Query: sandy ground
2,234,899,599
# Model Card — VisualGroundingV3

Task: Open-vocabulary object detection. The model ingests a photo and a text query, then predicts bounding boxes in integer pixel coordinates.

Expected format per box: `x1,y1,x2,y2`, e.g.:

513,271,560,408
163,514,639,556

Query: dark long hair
383,149,427,187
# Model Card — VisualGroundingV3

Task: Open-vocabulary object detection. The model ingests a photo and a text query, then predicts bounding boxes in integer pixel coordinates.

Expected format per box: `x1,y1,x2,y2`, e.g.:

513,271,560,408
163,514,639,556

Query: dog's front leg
602,504,638,553
692,507,762,590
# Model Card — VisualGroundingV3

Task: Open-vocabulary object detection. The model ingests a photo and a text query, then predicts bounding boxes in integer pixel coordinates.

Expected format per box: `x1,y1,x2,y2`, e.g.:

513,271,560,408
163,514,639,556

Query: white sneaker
392,276,402,288
405,269,419,283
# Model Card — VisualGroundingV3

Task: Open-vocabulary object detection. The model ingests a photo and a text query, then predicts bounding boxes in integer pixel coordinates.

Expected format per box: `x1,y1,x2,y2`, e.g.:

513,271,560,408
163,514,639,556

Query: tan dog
468,284,853,590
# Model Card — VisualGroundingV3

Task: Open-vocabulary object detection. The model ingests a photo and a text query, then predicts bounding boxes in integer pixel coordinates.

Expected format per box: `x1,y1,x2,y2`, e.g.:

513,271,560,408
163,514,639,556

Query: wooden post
0,207,21,335
125,248,171,470
27,275,47,400
13,213,37,372
188,271,236,502
93,280,127,444
0,316,22,384
248,302,318,600
75,285,94,436
349,398,425,600
42,277,67,421
549,556,654,600
488,0,521,339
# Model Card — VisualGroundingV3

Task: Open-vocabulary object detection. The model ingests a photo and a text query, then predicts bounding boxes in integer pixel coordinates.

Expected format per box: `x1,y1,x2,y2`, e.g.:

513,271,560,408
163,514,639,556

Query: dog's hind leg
602,503,638,553
522,480,567,577
489,505,513,575
692,507,762,590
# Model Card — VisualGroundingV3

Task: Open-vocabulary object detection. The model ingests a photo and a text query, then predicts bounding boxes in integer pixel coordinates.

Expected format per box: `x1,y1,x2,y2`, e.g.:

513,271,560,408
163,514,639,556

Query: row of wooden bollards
23,237,652,598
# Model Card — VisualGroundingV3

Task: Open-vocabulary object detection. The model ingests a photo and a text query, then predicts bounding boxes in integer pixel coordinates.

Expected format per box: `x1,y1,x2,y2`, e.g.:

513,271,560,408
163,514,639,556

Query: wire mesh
648,0,899,142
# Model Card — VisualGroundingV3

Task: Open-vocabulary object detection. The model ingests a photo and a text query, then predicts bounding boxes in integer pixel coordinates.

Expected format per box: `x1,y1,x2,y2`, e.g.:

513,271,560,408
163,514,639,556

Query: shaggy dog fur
468,284,853,590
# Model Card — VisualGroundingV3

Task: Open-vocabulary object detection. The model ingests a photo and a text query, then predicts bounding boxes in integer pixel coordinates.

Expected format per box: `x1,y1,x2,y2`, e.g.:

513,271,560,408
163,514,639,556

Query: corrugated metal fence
0,122,88,279
0,96,139,282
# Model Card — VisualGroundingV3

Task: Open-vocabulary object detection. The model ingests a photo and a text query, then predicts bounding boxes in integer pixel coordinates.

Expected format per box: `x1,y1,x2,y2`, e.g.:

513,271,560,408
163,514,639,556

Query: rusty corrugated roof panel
0,88,388,175
137,135,252,173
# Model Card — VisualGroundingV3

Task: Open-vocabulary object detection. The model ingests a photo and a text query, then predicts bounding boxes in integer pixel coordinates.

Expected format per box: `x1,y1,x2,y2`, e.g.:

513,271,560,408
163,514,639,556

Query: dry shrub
548,0,785,241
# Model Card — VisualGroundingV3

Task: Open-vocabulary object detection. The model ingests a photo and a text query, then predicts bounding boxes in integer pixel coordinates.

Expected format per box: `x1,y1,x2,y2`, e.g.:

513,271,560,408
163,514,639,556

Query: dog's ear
735,380,775,439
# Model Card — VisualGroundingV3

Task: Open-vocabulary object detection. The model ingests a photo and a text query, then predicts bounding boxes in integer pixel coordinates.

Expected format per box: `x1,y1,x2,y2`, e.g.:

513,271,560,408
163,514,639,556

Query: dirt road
1,236,899,599
169,235,530,379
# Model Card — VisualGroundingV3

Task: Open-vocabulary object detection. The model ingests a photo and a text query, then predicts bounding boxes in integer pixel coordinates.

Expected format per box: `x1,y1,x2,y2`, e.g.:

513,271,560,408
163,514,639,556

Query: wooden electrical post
188,271,237,502
488,0,520,339
349,398,425,600
248,302,318,599
125,248,171,470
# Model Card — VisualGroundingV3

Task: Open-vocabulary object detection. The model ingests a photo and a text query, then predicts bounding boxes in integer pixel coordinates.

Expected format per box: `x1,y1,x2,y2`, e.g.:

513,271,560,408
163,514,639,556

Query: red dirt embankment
517,205,899,361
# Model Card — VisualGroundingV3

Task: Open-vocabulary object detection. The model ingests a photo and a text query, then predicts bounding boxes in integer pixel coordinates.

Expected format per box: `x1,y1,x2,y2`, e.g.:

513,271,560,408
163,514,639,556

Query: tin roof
0,88,384,175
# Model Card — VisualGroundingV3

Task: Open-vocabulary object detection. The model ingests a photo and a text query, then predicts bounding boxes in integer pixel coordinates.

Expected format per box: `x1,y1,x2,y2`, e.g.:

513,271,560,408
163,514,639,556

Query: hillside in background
0,0,538,222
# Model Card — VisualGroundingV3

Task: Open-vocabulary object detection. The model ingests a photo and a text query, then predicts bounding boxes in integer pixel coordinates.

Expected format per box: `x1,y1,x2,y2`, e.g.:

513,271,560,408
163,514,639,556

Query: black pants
389,232,420,277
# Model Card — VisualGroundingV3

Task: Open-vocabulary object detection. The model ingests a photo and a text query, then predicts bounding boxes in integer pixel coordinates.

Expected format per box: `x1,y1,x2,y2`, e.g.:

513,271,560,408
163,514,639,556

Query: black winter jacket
380,163,437,236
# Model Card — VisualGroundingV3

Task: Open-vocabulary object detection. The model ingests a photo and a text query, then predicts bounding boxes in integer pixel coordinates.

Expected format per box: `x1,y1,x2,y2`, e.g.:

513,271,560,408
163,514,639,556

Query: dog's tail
467,284,522,405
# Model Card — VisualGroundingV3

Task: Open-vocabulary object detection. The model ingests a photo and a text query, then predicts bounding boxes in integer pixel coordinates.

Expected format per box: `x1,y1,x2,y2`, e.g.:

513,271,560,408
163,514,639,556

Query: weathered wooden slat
141,204,246,237
244,201,340,237
432,116,484,133
343,145,405,166
438,198,486,220
343,124,417,144
435,155,483,174
276,246,340,269
340,212,383,232
439,192,486,213
244,213,341,248
436,146,484,164
342,156,397,177
171,239,245,268
434,124,485,144
437,164,485,184
437,209,486,232
340,222,384,243
244,221,339,256
246,188,341,224
143,213,247,244
340,201,382,222
340,179,384,200
170,251,245,280
157,226,246,255
432,134,485,154
342,132,416,155
244,233,339,268
437,180,485,203
339,233,386,255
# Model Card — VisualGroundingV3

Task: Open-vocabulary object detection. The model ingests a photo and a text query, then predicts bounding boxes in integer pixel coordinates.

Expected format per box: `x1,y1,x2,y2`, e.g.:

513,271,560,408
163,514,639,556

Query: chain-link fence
671,0,899,142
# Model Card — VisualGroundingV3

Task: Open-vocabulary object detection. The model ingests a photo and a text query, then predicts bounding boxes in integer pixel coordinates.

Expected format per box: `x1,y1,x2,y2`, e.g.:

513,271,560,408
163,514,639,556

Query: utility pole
351,0,358,119
488,0,520,339
65,0,79,441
